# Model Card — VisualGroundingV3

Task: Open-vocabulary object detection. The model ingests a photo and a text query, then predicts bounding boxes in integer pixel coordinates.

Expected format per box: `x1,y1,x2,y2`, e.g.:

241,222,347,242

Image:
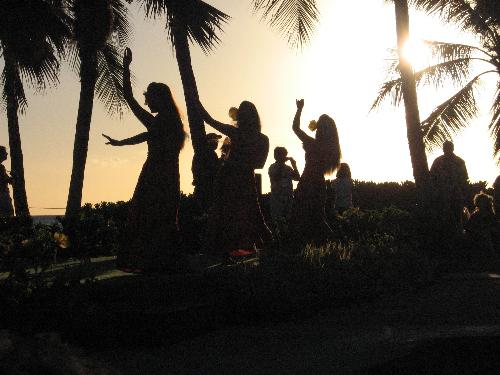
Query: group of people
1,47,499,273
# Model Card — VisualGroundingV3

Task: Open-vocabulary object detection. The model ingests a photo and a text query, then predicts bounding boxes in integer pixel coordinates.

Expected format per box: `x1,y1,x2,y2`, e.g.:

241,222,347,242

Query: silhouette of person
464,192,500,261
103,48,186,273
268,147,300,238
332,163,353,215
192,132,222,213
494,175,500,221
289,99,341,247
198,100,273,256
0,146,14,217
430,140,469,233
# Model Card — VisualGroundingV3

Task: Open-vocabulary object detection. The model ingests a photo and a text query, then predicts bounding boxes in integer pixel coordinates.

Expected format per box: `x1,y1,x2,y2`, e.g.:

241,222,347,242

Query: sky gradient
1,0,498,215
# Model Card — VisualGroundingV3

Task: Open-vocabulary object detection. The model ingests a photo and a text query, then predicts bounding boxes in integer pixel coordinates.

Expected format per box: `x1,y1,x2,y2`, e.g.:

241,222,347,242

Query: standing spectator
332,163,353,215
493,175,500,221
268,147,300,238
0,146,14,217
430,140,469,234
192,133,222,212
464,192,499,261
289,99,341,247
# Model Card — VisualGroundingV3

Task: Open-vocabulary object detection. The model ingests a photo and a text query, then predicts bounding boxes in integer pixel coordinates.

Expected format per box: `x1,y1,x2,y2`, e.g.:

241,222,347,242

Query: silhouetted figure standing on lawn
494,175,500,221
289,99,341,247
192,133,222,213
268,147,300,239
199,100,272,256
0,146,14,217
103,48,185,273
430,140,469,234
464,192,499,263
332,162,353,215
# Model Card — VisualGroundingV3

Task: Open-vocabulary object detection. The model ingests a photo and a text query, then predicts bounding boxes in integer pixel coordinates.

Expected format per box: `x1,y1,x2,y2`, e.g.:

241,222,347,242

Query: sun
402,38,430,70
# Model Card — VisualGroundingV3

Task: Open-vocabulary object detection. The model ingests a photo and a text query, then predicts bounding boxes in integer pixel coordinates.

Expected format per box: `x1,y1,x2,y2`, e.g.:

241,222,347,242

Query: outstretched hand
197,100,211,121
123,48,132,69
296,99,304,110
102,134,120,146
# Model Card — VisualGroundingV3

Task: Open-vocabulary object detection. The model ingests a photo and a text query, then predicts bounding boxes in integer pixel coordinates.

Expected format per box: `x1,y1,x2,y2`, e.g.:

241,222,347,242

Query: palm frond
140,0,230,54
370,78,404,111
414,58,472,88
1,68,28,114
489,81,500,162
252,0,319,49
95,44,127,117
109,0,132,47
409,0,496,45
421,73,483,151
423,40,483,61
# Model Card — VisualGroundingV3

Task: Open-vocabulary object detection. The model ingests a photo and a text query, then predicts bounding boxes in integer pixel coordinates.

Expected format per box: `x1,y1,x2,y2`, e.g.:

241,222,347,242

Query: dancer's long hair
146,82,186,149
236,101,261,133
315,114,341,176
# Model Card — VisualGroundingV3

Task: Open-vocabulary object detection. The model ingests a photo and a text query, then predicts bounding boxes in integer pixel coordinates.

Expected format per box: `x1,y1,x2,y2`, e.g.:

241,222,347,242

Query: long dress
206,131,272,255
117,113,182,271
290,139,332,245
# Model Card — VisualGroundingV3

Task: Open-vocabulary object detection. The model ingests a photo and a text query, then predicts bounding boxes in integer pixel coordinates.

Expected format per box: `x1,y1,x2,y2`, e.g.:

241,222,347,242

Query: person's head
473,191,494,215
274,147,288,163
220,137,231,158
236,101,261,133
144,82,186,148
494,175,500,191
336,163,351,179
443,140,454,156
206,133,222,151
315,114,341,175
0,146,7,162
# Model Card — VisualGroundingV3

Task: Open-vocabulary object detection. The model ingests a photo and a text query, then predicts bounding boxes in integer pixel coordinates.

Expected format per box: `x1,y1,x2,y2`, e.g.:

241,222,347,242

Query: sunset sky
1,0,498,215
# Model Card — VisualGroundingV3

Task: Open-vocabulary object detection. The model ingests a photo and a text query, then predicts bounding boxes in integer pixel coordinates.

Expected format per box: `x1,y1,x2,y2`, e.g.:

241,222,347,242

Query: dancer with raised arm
290,99,341,247
198,100,273,257
103,48,186,273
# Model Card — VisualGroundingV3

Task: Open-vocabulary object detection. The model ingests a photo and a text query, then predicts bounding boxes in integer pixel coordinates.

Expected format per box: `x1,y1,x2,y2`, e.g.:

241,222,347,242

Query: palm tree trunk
171,25,208,180
3,51,30,216
65,50,98,218
394,0,429,191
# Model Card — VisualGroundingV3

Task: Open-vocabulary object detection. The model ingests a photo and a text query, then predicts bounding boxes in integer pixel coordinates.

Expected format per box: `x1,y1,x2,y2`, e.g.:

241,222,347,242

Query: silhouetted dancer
192,133,222,213
198,100,273,257
289,99,341,248
0,146,14,217
332,163,353,215
268,147,300,240
430,140,469,235
103,48,186,273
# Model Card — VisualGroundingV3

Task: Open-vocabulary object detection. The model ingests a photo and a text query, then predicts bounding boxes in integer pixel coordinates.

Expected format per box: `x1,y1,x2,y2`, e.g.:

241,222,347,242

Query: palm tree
372,0,430,191
65,0,131,218
0,0,70,216
138,0,319,196
373,0,500,164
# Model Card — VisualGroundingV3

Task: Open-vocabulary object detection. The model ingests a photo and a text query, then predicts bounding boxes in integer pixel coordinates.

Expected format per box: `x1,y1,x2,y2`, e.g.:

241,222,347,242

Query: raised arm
293,99,314,143
288,157,301,180
198,101,237,138
123,48,155,129
102,132,148,146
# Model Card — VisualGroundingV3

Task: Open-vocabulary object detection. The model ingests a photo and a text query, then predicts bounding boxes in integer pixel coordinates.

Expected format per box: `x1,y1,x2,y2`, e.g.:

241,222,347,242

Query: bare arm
123,48,155,129
293,99,314,143
103,132,148,146
198,101,237,138
288,158,301,180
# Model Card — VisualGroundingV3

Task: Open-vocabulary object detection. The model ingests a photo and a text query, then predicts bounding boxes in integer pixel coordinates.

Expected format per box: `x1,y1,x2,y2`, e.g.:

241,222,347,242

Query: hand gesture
102,134,120,146
287,157,296,164
123,48,132,69
296,99,304,110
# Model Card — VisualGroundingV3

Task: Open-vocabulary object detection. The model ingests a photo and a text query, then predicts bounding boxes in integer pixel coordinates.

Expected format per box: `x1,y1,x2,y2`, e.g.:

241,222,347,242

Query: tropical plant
373,0,500,164
65,0,131,218
0,0,70,216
